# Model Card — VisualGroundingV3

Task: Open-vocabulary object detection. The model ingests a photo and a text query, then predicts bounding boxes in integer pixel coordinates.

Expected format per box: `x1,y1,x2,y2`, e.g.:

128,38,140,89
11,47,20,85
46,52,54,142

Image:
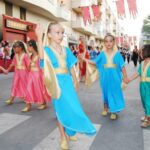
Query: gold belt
141,77,150,82
104,63,116,68
16,66,25,70
54,68,68,74
30,67,39,72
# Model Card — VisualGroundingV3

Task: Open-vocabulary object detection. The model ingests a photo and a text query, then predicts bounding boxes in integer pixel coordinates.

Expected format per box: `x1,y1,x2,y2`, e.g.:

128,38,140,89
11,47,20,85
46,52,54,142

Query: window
20,7,26,20
5,1,13,16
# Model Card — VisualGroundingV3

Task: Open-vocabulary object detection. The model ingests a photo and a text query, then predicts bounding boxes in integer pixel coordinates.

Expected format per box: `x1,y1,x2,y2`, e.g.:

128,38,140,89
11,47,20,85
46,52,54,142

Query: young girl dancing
81,34,129,120
37,22,96,150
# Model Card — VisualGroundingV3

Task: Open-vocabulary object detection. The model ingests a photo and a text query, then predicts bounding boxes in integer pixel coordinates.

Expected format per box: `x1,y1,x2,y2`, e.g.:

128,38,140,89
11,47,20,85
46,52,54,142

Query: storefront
2,15,37,43
0,15,37,72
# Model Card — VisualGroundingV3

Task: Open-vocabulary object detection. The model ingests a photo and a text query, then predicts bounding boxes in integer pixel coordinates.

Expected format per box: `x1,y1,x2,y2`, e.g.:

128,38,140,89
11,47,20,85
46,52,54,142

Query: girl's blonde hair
103,33,118,51
43,21,61,46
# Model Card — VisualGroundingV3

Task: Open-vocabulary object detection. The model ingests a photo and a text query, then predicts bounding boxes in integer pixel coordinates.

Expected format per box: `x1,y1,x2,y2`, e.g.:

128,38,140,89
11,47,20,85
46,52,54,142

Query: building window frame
20,7,26,20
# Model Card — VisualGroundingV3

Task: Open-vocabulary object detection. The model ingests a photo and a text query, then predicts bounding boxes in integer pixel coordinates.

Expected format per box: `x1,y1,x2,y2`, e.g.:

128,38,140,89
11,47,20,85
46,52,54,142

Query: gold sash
85,63,99,86
16,65,25,70
43,50,61,99
141,77,150,82
30,55,39,72
54,68,68,74
104,63,116,68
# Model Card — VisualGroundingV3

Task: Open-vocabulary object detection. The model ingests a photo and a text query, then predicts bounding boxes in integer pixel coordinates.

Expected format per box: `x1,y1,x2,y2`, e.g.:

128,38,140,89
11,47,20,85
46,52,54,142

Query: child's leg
141,116,148,122
141,116,150,128
22,103,31,112
57,121,69,150
5,96,15,105
37,100,47,110
102,103,108,116
110,113,118,120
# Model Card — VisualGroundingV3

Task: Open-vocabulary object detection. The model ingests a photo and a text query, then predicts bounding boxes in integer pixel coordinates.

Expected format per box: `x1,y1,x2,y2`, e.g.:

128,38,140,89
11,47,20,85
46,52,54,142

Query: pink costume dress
11,53,30,98
25,55,51,104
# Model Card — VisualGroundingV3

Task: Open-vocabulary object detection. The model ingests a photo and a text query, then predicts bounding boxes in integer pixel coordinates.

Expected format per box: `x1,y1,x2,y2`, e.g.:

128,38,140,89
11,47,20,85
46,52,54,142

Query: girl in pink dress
22,40,51,112
5,41,30,105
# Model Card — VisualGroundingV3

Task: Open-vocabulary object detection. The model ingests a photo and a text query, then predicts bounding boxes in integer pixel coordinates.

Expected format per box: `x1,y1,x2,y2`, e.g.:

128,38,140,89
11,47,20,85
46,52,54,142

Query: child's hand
123,77,130,84
74,80,79,91
3,69,8,74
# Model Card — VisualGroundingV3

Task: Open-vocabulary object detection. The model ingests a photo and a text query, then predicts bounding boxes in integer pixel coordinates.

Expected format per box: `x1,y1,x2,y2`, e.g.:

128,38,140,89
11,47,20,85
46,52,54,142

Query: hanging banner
80,6,91,25
127,0,138,18
116,0,126,18
91,5,101,21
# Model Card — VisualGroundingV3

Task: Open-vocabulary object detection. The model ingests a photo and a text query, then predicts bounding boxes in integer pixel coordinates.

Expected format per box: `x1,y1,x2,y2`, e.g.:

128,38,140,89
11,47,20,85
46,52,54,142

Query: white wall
13,5,20,18
26,11,50,32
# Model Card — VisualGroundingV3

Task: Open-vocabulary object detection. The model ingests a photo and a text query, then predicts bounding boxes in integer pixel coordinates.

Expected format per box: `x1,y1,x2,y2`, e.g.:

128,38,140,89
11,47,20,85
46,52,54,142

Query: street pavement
0,62,150,150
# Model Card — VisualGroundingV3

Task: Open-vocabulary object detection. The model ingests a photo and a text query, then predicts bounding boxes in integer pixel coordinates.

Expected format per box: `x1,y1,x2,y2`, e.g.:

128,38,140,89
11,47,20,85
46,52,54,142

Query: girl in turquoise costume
36,22,96,150
129,45,150,128
81,34,129,120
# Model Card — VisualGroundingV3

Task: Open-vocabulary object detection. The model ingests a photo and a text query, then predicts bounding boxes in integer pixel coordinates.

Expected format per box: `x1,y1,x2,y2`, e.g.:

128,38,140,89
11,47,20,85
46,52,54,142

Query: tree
142,15,150,34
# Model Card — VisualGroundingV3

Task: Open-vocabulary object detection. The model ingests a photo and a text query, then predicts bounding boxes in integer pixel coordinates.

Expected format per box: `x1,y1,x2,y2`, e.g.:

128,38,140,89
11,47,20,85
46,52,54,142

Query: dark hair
104,34,115,41
27,39,38,53
13,41,26,53
142,44,150,59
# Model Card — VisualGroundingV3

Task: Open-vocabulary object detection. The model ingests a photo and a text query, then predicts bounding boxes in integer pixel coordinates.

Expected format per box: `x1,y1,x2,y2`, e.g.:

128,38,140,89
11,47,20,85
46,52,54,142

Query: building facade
0,0,122,47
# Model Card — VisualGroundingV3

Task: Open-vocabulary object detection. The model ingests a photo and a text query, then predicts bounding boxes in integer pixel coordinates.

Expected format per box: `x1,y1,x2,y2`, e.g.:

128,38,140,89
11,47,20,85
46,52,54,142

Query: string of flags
116,36,137,45
80,5,101,25
116,0,138,19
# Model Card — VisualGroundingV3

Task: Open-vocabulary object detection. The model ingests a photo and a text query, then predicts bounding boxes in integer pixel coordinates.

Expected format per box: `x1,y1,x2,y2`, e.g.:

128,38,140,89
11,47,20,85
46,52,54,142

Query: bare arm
0,66,6,73
7,63,14,72
122,67,129,83
36,25,44,59
129,72,139,82
70,66,79,91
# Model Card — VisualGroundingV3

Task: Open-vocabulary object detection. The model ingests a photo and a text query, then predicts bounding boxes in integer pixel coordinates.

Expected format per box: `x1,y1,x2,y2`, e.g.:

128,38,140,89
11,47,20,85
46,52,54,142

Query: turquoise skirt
52,73,96,136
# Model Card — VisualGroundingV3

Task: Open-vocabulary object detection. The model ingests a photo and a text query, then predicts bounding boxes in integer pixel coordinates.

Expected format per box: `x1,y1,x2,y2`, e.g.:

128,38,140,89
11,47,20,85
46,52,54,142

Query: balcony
72,17,93,35
95,31,105,39
71,0,93,13
5,0,71,21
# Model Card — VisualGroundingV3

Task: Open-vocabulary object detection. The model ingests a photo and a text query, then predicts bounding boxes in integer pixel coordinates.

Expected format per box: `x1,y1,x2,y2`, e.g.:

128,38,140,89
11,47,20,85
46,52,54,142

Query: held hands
123,76,130,84
0,67,8,74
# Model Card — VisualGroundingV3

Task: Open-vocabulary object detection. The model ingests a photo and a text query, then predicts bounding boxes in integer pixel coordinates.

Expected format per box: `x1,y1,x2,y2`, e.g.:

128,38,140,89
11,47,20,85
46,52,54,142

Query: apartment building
0,0,121,47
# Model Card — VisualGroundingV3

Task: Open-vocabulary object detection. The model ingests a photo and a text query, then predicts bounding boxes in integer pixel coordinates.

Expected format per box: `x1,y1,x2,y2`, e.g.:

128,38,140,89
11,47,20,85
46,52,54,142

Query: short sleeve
40,59,44,69
66,47,77,70
138,64,142,76
118,52,125,69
